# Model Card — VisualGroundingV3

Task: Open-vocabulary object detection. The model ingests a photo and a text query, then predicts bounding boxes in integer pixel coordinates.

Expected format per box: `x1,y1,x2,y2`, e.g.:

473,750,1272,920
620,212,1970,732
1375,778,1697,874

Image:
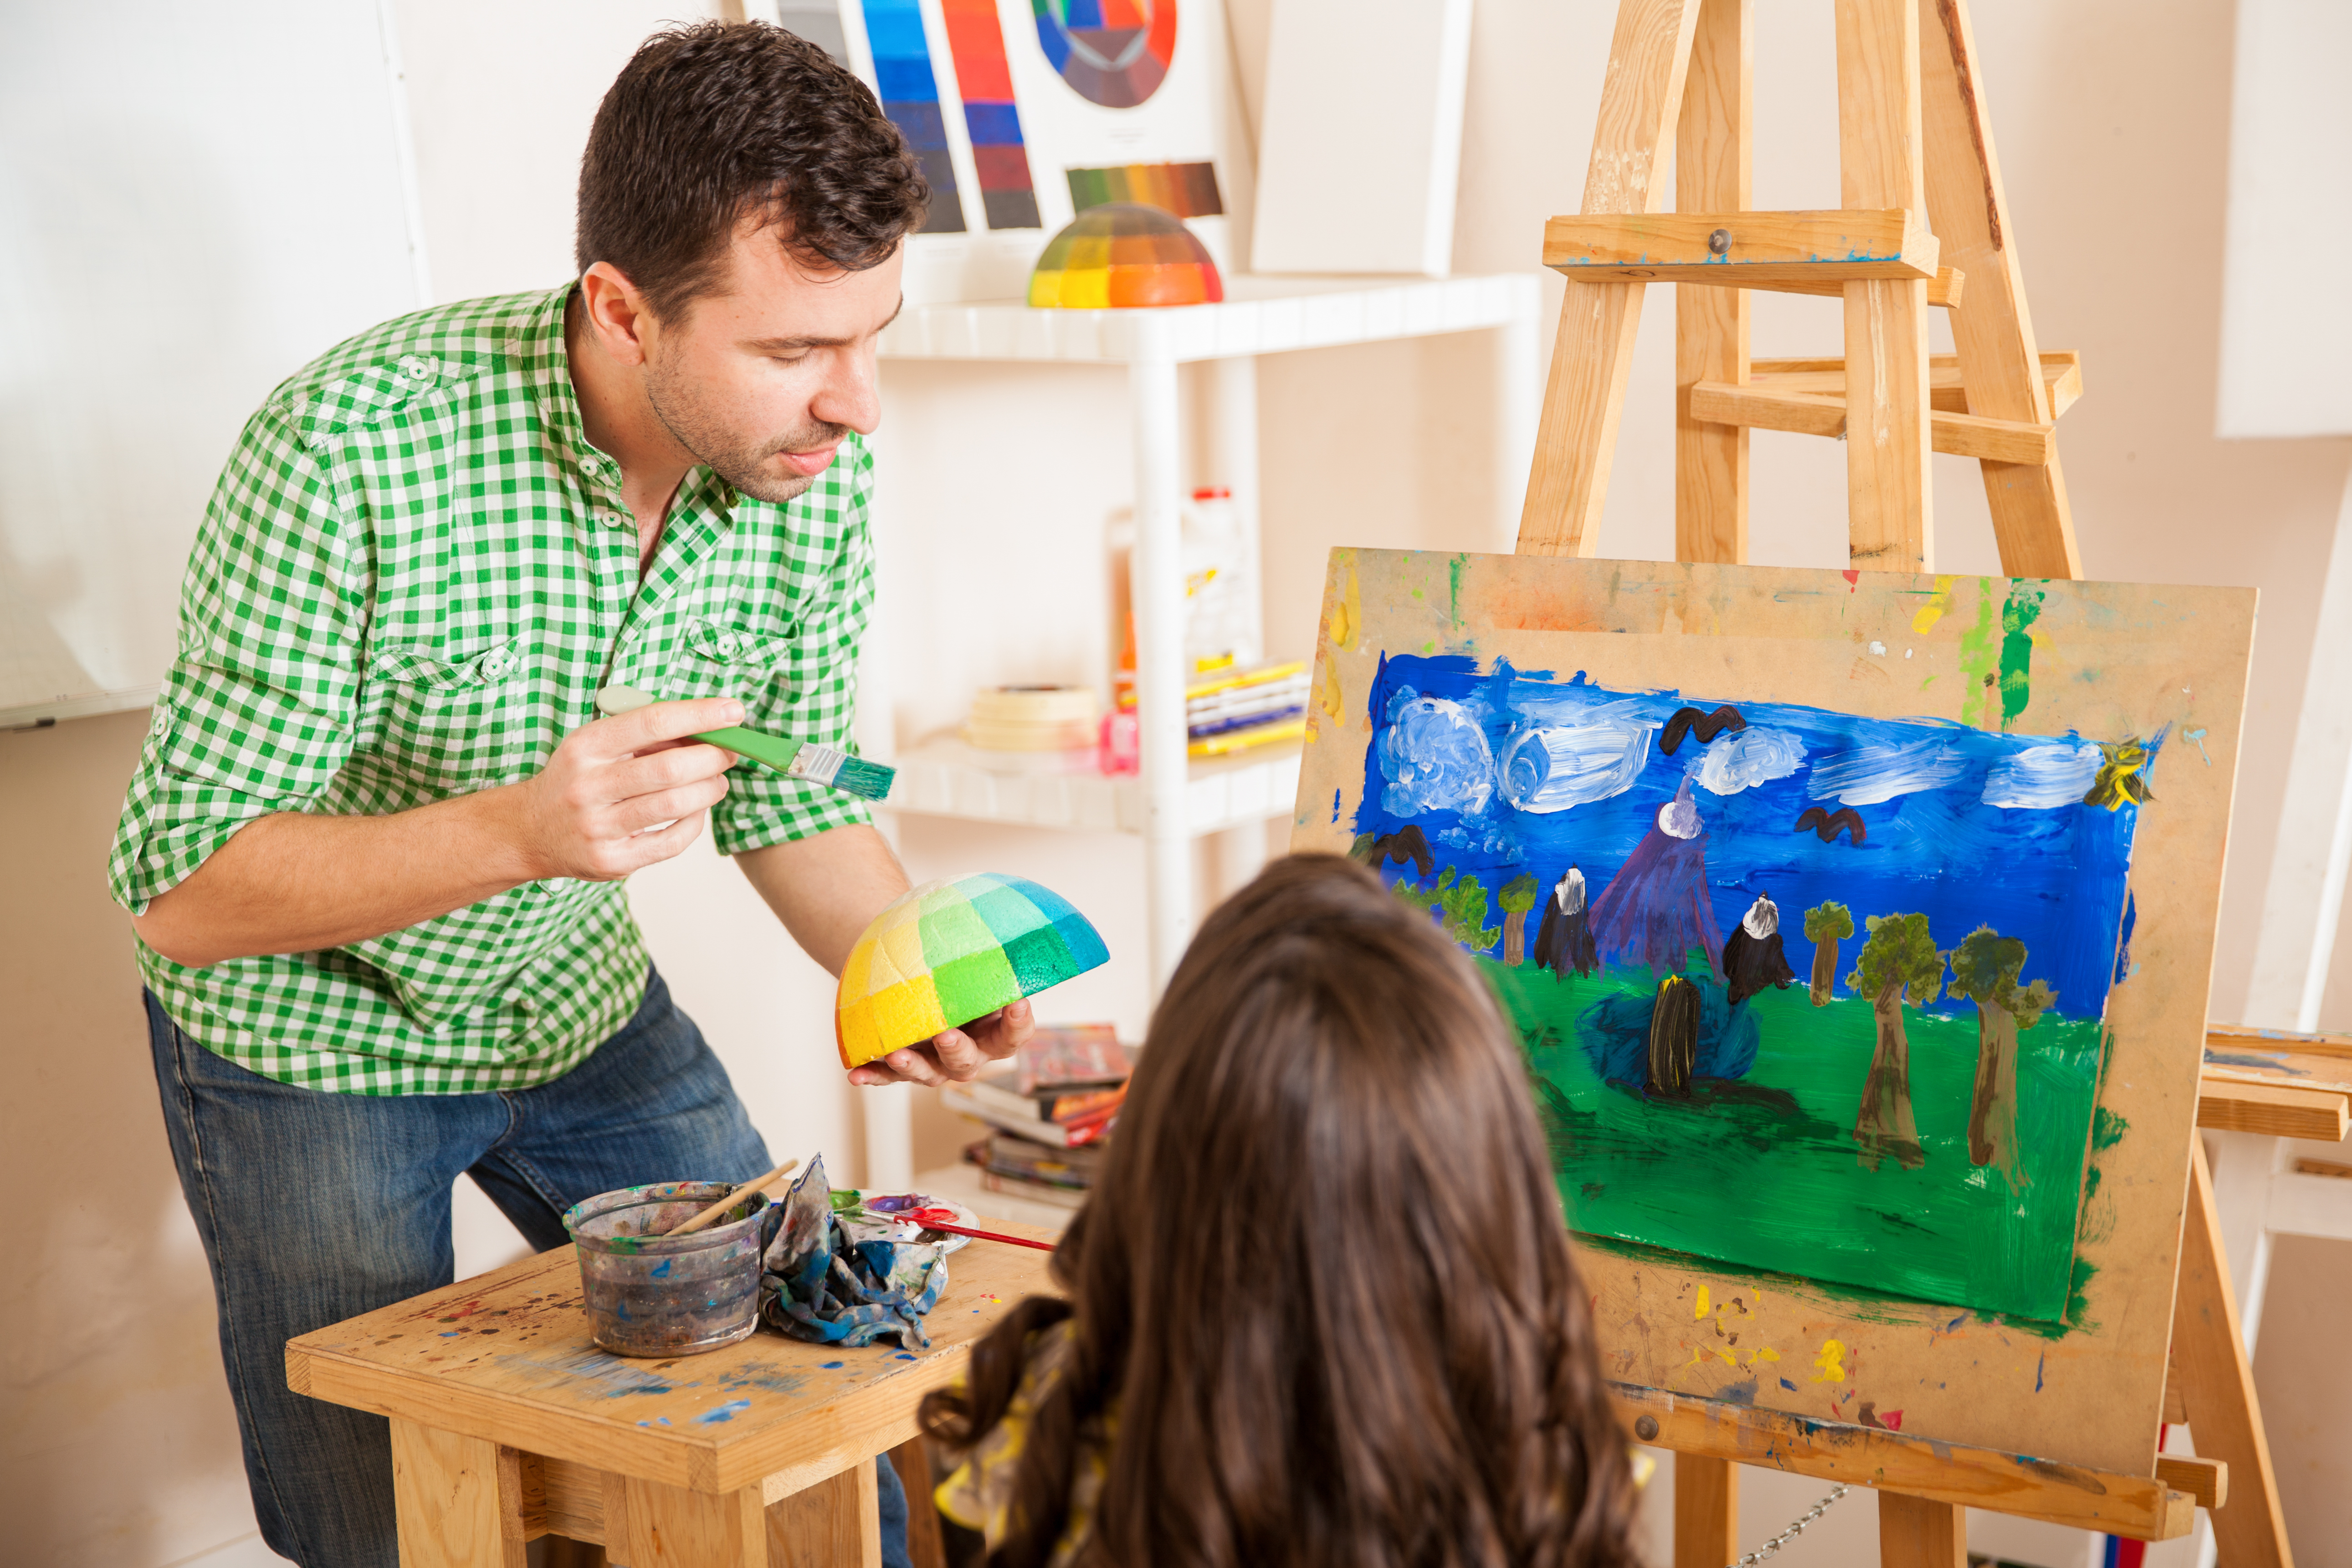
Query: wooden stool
286,1223,1057,1567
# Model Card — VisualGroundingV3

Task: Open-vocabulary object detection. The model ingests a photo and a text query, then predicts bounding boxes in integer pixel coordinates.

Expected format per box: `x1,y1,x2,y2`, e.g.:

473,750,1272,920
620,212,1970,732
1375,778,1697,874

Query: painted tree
1647,974,1702,1095
1847,913,1947,1172
1436,871,1501,954
1949,927,2055,1184
1803,901,1854,1007
1498,873,1540,965
1393,869,1501,954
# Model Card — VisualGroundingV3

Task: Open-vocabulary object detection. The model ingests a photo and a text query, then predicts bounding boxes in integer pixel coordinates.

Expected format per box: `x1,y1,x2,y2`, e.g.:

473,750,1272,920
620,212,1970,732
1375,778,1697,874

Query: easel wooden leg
620,1475,768,1568
1517,0,1701,555
766,1462,882,1568
1673,0,1751,567
1915,0,2080,580
1834,0,1934,571
1672,1454,1739,1568
389,1419,528,1568
1877,1491,1965,1568
2173,1138,2294,1568
2205,1128,2285,1348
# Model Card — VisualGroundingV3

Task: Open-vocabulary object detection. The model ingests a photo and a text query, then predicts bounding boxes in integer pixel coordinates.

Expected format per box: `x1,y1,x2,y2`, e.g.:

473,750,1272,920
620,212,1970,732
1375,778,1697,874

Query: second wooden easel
1512,1,2292,1564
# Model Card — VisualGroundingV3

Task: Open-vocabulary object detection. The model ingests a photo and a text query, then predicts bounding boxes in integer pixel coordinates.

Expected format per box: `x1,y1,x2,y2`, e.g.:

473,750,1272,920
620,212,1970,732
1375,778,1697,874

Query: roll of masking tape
963,685,1102,751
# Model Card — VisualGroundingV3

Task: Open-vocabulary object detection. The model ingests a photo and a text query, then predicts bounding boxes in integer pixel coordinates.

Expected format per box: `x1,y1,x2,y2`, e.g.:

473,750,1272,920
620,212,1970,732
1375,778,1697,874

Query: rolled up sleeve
108,403,364,914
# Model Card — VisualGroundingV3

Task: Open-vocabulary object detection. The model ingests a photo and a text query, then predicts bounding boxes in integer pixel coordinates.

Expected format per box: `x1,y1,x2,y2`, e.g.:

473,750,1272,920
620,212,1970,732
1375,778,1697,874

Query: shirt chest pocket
366,635,536,787
374,638,528,692
660,618,796,697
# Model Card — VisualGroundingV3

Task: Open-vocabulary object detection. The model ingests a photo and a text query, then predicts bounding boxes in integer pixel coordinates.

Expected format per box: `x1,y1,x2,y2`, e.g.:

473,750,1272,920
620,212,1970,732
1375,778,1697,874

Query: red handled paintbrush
854,1204,1056,1252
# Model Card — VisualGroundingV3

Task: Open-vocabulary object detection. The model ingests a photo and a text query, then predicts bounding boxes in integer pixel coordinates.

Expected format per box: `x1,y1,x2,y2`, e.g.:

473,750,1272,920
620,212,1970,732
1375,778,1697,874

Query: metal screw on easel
1726,1484,1849,1568
1708,228,1731,255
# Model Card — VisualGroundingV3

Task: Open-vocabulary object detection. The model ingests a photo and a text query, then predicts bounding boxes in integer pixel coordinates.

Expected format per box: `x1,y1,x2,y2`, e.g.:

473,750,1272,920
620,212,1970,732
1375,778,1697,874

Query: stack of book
943,1025,1132,1210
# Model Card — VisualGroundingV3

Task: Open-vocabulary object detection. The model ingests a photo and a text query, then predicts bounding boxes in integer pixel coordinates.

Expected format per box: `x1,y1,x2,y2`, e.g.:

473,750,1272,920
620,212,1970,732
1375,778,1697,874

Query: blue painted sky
1353,656,2158,1018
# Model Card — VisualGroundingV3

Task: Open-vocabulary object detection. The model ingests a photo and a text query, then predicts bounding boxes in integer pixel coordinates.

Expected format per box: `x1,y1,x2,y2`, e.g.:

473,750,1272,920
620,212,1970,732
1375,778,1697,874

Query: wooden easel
1511,1,2293,1563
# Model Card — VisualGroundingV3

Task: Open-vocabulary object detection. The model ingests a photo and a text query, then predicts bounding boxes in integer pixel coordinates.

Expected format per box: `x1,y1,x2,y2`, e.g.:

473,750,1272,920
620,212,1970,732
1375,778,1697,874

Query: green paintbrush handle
694,724,804,774
596,686,799,773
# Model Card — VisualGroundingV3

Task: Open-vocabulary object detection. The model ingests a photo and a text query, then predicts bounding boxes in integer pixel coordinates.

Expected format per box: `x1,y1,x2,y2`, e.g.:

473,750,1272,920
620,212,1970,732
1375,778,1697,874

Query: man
108,24,1023,1567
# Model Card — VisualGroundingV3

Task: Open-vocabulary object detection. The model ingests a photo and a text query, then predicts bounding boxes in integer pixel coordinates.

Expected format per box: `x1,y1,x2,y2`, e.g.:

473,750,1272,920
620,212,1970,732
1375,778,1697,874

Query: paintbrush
848,1204,1056,1253
596,686,895,802
664,1157,801,1237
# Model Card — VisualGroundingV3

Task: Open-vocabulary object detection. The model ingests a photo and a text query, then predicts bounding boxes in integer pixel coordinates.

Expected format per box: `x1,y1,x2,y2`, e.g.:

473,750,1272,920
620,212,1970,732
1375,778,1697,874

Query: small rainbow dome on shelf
1028,202,1224,309
835,873,1110,1068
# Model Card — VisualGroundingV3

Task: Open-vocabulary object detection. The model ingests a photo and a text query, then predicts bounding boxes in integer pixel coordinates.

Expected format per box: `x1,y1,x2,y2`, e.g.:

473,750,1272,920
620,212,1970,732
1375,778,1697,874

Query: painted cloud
1692,726,1806,797
1378,692,1494,815
1809,737,1970,806
1498,716,1653,814
1982,739,2103,809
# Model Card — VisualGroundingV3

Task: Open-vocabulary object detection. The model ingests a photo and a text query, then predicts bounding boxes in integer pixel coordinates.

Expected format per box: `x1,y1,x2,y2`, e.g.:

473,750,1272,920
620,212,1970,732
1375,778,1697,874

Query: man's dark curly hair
576,21,930,320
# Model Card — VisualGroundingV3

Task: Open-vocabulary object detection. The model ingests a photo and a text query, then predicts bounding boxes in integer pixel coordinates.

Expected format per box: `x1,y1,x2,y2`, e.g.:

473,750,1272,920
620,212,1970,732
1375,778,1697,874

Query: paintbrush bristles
664,1157,800,1237
599,685,892,803
807,748,896,802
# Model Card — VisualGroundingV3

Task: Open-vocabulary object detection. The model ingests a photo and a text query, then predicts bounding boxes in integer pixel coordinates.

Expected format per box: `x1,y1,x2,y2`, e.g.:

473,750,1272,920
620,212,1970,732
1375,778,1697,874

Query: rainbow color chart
858,0,967,232
858,0,1041,233
1066,160,1221,219
1034,0,1177,109
939,0,1040,229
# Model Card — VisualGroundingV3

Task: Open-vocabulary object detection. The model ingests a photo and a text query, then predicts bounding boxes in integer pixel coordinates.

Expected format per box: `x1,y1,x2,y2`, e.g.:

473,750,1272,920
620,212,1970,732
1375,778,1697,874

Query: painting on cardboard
1293,551,2252,1329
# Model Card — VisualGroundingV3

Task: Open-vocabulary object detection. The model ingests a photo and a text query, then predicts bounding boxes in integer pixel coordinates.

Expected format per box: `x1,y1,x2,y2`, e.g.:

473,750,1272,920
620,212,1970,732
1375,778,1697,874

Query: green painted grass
1489,956,2104,1322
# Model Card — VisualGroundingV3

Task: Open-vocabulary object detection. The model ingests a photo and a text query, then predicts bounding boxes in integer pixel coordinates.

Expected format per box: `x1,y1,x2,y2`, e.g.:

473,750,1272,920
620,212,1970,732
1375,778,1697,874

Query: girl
923,853,1641,1568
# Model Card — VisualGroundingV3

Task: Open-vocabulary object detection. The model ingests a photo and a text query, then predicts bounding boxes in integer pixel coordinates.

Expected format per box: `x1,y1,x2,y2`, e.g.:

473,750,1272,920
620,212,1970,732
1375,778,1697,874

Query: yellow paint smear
1912,574,1957,635
1810,1338,1846,1384
1328,554,1362,651
1694,1285,1710,1319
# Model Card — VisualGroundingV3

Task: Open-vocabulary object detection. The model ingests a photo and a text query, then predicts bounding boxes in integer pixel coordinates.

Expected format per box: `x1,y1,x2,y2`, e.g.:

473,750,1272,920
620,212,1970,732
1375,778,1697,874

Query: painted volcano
1589,779,1724,979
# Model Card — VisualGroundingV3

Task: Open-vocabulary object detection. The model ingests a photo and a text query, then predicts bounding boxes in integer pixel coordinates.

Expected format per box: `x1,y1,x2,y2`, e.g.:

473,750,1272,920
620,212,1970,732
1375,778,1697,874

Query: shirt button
396,353,436,383
718,632,744,658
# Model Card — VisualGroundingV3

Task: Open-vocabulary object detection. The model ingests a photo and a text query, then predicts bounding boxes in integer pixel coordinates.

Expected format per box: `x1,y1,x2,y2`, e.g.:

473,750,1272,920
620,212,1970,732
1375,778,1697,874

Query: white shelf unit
874,272,1543,998
887,735,1304,838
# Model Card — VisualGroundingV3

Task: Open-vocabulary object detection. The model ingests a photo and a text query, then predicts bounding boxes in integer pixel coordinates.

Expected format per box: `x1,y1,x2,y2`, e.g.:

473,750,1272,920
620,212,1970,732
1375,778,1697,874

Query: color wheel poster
777,0,1250,303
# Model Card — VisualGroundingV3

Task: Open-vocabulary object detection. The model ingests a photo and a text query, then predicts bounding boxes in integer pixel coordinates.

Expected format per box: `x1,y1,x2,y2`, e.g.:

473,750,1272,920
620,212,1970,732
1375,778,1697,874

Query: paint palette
836,873,1110,1067
1028,202,1223,308
834,1189,982,1254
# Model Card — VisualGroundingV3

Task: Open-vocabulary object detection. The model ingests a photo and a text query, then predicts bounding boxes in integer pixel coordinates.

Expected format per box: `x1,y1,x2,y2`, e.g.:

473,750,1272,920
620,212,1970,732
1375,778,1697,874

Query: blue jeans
148,968,910,1568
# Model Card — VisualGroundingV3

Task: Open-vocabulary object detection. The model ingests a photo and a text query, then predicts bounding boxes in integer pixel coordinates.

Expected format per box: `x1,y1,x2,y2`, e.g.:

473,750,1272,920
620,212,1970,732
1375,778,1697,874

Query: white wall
7,1,2352,1564
2217,0,2352,439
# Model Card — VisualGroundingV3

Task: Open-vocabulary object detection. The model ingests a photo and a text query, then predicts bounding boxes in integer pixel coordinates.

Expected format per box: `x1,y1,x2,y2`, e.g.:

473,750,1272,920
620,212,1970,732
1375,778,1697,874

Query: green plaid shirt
110,285,875,1094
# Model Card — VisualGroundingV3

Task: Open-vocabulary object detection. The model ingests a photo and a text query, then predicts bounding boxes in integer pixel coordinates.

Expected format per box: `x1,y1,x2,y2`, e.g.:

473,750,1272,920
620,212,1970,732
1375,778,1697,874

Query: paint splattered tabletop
285,1216,1058,1493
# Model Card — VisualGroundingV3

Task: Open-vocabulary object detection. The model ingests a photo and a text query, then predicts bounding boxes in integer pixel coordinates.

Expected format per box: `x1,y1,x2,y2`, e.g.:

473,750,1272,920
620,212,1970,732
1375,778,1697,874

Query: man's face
639,226,904,504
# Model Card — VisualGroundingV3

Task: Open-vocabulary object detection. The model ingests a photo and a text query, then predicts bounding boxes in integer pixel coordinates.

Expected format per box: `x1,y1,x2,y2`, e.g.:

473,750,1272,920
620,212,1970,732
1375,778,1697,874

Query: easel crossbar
1608,1384,2196,1541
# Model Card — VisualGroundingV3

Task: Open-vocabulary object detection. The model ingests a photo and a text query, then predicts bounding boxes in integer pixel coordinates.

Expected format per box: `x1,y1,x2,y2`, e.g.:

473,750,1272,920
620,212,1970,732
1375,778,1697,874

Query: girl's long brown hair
923,853,1640,1568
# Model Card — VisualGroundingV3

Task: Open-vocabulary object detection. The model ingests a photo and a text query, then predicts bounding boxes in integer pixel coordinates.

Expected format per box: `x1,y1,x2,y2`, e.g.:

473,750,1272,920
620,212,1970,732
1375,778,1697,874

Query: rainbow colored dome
836,874,1110,1068
1028,203,1224,309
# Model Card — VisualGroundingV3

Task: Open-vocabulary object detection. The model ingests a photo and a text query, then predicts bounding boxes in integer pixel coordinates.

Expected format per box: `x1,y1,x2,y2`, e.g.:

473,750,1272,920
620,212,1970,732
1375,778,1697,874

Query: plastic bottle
1179,487,1256,675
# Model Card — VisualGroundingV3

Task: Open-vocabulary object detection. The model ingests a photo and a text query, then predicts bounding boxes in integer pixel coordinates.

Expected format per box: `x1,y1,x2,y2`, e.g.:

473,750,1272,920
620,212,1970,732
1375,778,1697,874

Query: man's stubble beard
643,351,847,506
